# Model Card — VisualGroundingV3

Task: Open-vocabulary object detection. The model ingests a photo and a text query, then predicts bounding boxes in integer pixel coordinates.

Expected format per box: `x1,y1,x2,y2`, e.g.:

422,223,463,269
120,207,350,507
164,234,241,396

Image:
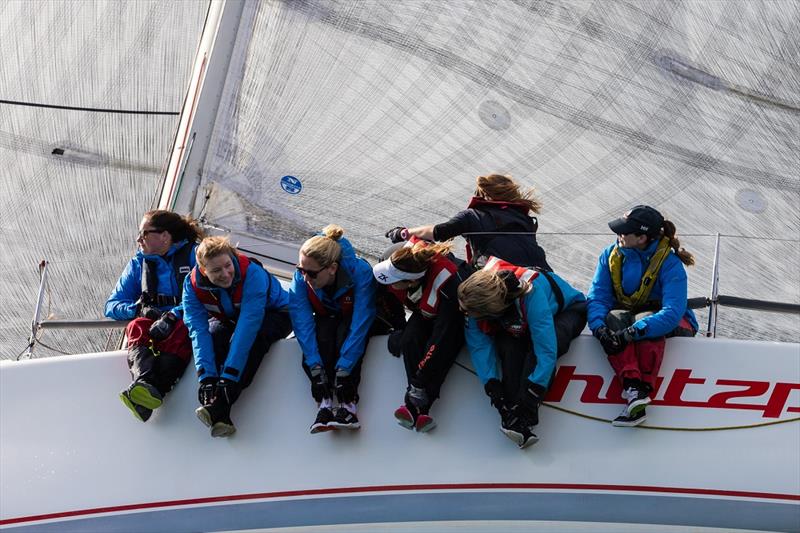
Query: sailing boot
406,384,435,433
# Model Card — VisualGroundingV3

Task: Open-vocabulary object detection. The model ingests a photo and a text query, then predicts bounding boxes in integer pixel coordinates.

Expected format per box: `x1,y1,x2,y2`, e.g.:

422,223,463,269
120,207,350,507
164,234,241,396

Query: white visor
373,258,426,284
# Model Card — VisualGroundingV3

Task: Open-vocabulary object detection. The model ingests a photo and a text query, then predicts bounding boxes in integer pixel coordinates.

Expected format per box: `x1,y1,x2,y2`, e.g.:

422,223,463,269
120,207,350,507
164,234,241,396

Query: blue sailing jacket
465,271,585,388
183,254,289,382
587,240,698,337
105,240,196,320
289,236,376,372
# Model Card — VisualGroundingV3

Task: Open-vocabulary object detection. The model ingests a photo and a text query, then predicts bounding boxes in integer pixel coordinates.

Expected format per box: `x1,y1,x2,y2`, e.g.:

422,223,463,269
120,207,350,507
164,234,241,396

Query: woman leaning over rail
588,205,697,427
391,173,551,270
183,236,291,438
289,225,378,434
459,258,587,449
105,210,204,423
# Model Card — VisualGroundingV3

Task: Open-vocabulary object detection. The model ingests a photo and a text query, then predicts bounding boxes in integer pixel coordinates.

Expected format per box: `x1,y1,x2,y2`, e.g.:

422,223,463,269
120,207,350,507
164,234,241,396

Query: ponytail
662,220,694,266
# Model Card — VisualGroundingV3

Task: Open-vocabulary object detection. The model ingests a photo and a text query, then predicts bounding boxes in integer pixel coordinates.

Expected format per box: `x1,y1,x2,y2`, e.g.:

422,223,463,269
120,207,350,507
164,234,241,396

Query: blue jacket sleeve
221,266,268,381
587,246,615,332
182,275,217,381
288,272,323,368
464,317,499,384
104,258,142,320
336,259,377,372
633,255,689,338
524,285,558,388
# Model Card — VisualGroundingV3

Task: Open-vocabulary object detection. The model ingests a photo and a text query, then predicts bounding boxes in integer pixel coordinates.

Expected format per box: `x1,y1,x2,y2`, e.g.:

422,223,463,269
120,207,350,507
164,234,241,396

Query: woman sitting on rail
106,210,204,423
588,205,697,427
372,238,473,432
183,236,291,438
458,258,586,449
289,225,377,434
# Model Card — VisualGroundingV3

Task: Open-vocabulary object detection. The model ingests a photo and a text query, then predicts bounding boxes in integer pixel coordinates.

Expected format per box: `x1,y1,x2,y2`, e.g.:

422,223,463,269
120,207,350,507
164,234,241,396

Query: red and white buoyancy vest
190,253,252,321
476,256,539,336
387,236,458,318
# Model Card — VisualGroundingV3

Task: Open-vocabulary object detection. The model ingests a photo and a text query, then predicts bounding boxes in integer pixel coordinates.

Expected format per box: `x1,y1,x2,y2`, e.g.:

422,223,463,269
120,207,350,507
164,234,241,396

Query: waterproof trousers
604,309,695,389
126,317,192,396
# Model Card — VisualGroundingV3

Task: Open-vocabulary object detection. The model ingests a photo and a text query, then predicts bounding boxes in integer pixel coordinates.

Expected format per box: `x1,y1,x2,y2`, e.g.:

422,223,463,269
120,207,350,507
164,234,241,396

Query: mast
159,0,249,215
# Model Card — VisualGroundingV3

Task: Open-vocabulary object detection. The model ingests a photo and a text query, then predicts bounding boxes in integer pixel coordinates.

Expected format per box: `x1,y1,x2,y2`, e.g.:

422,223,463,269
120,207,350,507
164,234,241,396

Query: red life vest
190,253,251,321
390,254,457,319
475,256,538,336
306,282,354,317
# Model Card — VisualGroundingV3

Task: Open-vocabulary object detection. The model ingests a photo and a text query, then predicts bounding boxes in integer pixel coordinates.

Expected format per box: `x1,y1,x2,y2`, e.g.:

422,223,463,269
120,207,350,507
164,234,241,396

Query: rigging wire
0,98,179,115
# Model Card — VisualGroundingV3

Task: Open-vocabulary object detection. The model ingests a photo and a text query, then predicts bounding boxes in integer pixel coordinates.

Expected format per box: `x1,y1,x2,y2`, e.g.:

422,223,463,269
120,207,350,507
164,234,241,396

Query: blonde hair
458,270,529,317
300,224,344,266
196,236,237,267
391,240,453,273
475,174,542,214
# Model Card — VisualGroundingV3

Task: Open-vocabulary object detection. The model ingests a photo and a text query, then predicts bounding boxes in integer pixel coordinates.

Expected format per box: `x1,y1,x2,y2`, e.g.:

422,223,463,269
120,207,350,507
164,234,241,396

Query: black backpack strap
171,242,195,293
141,259,159,304
535,267,564,314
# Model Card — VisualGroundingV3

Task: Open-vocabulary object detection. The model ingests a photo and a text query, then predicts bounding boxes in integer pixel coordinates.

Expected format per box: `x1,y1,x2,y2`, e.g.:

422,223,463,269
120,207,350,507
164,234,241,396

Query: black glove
149,312,177,341
335,368,357,404
309,365,331,402
405,384,430,411
198,377,219,406
484,378,506,411
615,325,639,343
387,330,403,357
595,326,626,355
139,305,163,321
216,378,241,406
518,380,545,426
385,226,408,243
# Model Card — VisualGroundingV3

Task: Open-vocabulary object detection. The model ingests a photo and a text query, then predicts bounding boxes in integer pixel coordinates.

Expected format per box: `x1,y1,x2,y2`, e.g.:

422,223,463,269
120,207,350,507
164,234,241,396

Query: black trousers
494,301,587,402
399,310,464,402
300,313,385,402
127,347,189,397
209,309,292,403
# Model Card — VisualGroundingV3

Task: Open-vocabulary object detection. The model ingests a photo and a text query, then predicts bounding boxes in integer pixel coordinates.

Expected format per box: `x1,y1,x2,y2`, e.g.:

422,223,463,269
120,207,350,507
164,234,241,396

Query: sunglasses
296,264,326,279
137,228,166,239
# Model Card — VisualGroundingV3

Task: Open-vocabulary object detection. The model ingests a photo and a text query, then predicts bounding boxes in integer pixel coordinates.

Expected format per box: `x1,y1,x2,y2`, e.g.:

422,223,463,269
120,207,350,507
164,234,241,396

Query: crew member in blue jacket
106,210,204,423
458,258,586,448
588,205,697,427
183,236,291,438
289,224,377,433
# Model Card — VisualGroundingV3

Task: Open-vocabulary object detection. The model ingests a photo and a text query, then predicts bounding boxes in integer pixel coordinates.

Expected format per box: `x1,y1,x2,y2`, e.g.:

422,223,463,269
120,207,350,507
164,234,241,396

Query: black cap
608,205,664,237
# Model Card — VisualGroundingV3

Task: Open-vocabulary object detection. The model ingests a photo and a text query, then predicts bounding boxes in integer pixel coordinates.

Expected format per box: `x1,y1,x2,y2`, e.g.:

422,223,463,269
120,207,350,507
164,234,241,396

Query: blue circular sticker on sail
280,175,302,195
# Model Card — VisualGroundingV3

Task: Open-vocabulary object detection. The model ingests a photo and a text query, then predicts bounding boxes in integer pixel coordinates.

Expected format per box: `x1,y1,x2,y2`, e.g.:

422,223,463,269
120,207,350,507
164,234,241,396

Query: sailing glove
595,326,625,355
216,379,241,406
309,365,331,402
198,377,219,406
616,325,640,342
385,226,409,243
518,380,545,427
484,378,506,411
335,368,357,404
148,312,177,341
387,330,404,357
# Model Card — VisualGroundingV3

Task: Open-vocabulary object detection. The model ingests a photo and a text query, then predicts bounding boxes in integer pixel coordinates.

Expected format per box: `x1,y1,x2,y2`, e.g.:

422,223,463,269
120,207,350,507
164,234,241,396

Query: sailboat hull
1,336,798,531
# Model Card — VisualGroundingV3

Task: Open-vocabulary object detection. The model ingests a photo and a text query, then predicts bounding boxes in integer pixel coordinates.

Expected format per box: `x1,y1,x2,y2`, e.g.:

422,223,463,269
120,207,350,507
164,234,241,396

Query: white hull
2,336,799,531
